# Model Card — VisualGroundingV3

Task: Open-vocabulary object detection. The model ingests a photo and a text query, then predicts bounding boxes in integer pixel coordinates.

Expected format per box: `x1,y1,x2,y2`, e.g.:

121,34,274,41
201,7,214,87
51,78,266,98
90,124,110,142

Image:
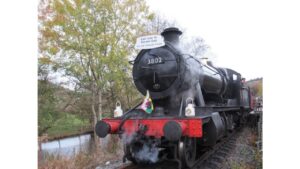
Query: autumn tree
39,0,154,145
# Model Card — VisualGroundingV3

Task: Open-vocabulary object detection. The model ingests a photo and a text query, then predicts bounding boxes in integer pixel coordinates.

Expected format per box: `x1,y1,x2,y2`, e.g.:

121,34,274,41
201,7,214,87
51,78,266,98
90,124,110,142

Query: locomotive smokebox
132,27,185,99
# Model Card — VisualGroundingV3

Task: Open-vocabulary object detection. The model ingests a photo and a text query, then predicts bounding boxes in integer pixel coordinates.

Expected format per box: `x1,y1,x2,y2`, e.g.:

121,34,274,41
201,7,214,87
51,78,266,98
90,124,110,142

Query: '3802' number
147,57,162,65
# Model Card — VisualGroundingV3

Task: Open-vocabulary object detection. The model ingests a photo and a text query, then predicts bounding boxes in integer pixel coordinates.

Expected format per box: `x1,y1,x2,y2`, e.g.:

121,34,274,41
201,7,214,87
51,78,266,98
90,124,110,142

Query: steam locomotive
95,27,254,168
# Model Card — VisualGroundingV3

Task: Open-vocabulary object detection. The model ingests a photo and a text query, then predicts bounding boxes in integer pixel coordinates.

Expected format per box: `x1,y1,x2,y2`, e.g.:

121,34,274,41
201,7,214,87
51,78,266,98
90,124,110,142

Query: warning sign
134,35,165,50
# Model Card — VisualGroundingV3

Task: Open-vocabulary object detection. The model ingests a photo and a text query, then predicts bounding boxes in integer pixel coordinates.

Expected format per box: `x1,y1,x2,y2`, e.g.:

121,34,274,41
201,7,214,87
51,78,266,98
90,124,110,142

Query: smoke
133,143,159,163
121,132,136,145
122,132,159,164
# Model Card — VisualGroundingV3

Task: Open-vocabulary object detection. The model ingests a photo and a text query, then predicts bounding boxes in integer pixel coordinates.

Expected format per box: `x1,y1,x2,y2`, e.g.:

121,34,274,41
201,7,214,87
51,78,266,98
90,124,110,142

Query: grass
46,113,91,139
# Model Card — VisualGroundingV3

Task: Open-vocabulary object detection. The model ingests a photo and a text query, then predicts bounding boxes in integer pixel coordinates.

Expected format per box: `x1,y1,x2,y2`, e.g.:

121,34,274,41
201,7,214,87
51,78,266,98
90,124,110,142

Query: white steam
122,132,160,163
121,133,136,145
133,144,159,163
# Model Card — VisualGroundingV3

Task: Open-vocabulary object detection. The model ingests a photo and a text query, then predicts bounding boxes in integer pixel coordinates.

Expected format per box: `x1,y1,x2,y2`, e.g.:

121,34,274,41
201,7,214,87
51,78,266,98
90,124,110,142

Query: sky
146,0,266,80
1,2,300,168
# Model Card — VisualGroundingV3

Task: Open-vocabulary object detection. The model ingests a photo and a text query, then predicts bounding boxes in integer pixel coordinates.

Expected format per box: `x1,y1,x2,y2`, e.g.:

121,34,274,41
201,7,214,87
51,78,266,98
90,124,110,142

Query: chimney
161,27,182,46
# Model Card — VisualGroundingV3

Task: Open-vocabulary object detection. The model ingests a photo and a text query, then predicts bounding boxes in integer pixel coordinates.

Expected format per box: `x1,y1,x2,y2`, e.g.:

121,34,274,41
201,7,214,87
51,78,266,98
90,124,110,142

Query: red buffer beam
95,118,202,141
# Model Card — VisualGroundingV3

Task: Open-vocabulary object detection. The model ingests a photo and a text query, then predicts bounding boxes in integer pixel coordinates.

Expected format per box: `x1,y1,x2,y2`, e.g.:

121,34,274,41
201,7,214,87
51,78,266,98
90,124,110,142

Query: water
41,134,113,158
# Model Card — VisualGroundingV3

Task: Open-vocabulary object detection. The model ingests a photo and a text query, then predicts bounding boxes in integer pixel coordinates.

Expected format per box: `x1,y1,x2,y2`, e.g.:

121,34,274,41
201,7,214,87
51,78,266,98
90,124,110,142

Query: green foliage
38,80,59,135
47,113,89,137
38,78,92,135
38,78,93,136
54,113,89,128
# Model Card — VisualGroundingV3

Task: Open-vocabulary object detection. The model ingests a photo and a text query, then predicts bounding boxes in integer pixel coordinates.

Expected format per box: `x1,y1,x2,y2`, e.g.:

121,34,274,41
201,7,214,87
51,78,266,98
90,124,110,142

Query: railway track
119,128,241,169
193,129,240,169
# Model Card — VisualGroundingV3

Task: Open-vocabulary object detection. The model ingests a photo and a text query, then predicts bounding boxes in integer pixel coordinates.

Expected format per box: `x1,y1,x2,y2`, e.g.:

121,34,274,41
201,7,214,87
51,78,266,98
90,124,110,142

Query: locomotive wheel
178,137,197,168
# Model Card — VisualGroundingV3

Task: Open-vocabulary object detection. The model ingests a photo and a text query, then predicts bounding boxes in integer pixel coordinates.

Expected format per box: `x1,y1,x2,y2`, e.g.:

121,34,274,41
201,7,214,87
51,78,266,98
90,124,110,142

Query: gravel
221,128,261,169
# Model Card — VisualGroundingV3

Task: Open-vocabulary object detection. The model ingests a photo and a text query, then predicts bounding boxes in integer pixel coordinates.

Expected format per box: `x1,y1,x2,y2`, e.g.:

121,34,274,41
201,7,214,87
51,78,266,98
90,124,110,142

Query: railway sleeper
220,146,232,152
212,154,225,161
215,151,228,157
210,156,224,163
202,160,222,169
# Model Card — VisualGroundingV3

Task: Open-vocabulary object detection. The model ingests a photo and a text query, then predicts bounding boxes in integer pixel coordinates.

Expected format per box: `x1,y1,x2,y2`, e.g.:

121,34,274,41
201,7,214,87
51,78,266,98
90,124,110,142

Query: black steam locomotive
95,27,253,168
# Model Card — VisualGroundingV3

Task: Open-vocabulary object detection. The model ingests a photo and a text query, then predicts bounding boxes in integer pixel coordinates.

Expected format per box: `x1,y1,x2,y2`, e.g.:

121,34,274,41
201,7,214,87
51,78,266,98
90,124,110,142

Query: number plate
147,57,164,65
